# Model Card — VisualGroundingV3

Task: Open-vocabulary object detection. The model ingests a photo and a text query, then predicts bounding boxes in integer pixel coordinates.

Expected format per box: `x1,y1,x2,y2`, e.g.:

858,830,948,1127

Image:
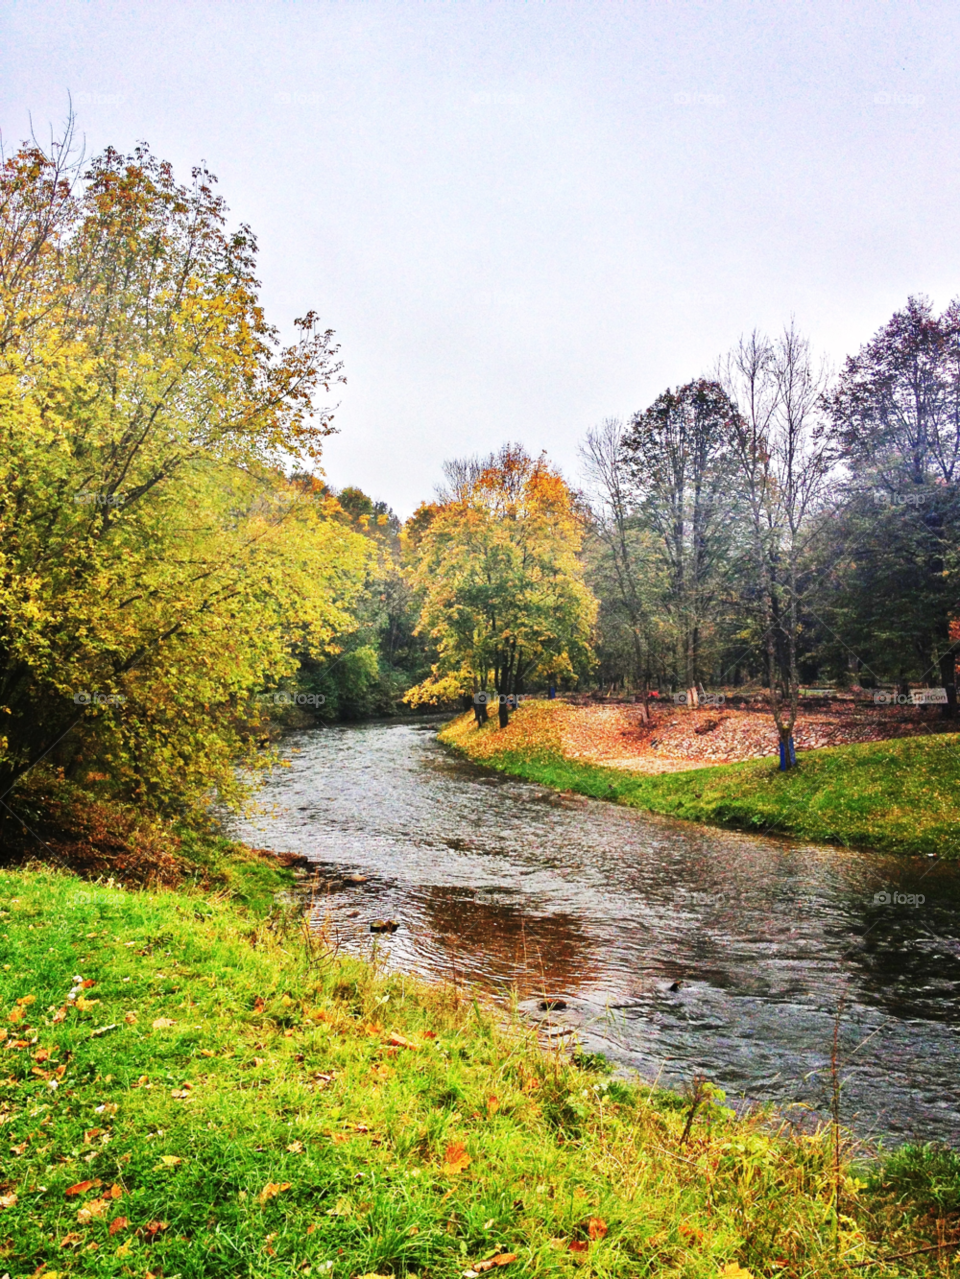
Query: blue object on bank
548,684,556,699
779,736,797,770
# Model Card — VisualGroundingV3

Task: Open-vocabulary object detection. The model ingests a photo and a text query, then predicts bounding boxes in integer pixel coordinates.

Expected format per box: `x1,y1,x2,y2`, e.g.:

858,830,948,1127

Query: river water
227,719,960,1146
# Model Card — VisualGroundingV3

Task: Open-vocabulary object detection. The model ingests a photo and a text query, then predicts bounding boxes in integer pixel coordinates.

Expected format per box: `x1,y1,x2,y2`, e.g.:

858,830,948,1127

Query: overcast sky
4,1,959,514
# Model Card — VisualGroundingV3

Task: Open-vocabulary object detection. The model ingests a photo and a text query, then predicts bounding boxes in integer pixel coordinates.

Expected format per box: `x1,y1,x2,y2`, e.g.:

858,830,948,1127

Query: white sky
4,1,959,514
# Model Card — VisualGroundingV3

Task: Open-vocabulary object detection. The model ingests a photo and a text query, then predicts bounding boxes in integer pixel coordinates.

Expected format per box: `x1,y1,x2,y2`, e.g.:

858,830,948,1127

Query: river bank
3,865,960,1278
440,701,960,859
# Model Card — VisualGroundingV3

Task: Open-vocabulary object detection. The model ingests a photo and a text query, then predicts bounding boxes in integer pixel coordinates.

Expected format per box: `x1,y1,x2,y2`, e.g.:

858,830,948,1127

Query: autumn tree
404,445,597,720
0,132,370,815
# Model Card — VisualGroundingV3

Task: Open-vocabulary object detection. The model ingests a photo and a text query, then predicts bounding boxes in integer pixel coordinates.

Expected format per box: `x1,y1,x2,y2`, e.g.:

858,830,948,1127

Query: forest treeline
1,136,958,829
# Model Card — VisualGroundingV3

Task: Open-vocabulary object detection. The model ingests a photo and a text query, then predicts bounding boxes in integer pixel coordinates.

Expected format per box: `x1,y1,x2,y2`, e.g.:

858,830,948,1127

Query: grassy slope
440,702,960,858
1,870,956,1278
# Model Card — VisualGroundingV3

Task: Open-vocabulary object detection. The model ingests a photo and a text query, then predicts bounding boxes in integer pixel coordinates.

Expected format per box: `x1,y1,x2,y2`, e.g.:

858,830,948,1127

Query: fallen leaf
75,997,99,1012
443,1141,471,1174
11,1141,27,1155
200,1048,216,1056
171,1089,191,1099
81,980,96,989
59,1232,83,1247
387,1032,418,1050
115,1241,132,1257
8,1008,23,1024
109,1216,128,1235
587,1217,608,1241
423,1030,437,1038
17,994,36,1006
253,996,265,1013
0,1192,17,1208
124,1012,137,1024
52,1007,67,1023
155,1155,181,1169
34,1048,51,1063
76,1197,108,1222
84,1128,102,1143
95,1103,119,1116
287,1140,305,1153
569,1241,589,1254
151,1018,175,1029
486,1096,499,1117
65,1179,101,1196
720,1266,755,1279
259,1181,291,1203
142,1220,169,1236
108,1183,123,1199
473,1254,518,1272
306,1223,317,1234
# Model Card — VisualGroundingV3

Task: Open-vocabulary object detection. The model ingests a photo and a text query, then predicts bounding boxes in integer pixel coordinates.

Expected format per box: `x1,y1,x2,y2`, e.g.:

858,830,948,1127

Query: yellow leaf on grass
8,1007,23,1023
75,997,99,1012
76,1197,108,1223
65,1179,101,1196
17,994,35,1006
52,1006,67,1023
259,1181,291,1203
155,1155,182,1169
587,1217,608,1240
108,1183,123,1199
0,1193,17,1208
59,1232,83,1247
287,1140,305,1153
486,1096,499,1117
721,1266,755,1279
124,1011,137,1024
152,1017,175,1029
443,1141,471,1175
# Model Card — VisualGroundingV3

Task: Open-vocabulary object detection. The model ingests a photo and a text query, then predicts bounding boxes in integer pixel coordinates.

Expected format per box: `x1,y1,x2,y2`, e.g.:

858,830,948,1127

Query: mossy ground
440,702,960,858
0,869,958,1277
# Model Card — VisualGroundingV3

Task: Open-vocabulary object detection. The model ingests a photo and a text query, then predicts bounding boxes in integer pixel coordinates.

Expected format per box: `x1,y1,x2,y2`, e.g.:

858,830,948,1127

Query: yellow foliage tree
404,445,597,713
0,132,371,811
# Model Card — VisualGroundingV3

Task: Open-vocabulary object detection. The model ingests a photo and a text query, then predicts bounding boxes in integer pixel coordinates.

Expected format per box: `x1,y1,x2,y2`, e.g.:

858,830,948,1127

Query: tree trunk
939,649,957,720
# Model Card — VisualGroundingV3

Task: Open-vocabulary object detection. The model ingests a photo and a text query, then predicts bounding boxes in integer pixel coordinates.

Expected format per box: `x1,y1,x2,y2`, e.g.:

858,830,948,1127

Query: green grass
440,706,960,858
1,869,957,1277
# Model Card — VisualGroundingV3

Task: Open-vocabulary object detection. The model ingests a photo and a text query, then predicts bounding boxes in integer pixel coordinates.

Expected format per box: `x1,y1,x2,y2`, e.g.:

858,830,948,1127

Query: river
227,718,960,1146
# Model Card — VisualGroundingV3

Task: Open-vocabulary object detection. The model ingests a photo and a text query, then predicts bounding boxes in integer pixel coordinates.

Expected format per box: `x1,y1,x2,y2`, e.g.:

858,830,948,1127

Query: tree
0,134,370,815
621,380,741,699
404,445,597,718
826,296,960,717
720,324,833,765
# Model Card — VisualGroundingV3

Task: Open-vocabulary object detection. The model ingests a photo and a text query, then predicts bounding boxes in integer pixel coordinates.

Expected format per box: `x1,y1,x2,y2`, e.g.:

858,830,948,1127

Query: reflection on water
228,719,960,1144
